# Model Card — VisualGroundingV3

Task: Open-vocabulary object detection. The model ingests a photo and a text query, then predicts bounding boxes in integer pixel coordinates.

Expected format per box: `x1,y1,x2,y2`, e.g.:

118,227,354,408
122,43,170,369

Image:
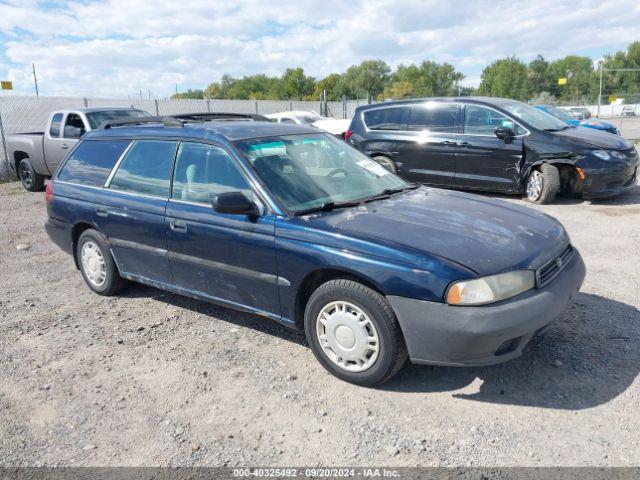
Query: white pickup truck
7,107,149,191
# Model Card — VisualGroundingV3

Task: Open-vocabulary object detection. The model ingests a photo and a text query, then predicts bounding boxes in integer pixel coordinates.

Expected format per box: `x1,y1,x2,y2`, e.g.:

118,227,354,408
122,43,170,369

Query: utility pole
597,61,603,118
32,63,39,97
175,84,179,99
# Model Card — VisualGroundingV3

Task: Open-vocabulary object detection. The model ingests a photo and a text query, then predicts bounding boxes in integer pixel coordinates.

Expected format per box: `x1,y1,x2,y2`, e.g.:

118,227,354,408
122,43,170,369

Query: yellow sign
608,95,617,103
1,81,13,90
558,78,567,85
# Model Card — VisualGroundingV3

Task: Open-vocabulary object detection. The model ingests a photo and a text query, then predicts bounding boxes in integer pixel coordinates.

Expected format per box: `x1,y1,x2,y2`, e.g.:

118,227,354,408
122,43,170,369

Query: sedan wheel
316,300,380,373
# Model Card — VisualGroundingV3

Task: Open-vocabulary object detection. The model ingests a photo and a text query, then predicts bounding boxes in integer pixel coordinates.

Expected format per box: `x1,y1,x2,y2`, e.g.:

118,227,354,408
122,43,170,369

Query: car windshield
296,113,324,124
501,100,568,131
541,106,574,123
234,133,409,213
85,109,151,129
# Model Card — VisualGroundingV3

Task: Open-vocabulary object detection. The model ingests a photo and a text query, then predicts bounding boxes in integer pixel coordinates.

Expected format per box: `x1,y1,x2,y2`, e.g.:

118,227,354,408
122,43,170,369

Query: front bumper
387,250,586,367
582,164,637,199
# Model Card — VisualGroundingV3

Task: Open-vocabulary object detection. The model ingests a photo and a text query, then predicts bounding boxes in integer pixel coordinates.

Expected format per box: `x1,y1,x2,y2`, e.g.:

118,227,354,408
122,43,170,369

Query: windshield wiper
361,183,421,204
294,200,363,216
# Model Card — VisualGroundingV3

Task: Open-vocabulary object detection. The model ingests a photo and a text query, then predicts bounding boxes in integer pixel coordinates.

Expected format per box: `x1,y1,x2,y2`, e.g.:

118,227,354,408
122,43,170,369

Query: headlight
591,150,610,160
446,270,535,306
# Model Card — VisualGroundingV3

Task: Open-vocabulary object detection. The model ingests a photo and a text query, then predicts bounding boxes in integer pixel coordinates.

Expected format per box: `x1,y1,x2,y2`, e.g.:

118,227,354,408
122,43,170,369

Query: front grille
536,244,574,288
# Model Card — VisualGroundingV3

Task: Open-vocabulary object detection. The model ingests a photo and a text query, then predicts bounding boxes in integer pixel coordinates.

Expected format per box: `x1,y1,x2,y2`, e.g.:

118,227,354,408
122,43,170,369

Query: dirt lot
0,181,639,467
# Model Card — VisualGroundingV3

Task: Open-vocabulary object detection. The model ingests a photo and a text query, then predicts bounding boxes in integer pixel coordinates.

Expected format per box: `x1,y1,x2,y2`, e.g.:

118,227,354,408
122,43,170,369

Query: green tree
344,60,391,102
313,73,347,100
281,67,315,100
171,88,204,99
527,55,553,97
478,57,529,100
547,55,593,102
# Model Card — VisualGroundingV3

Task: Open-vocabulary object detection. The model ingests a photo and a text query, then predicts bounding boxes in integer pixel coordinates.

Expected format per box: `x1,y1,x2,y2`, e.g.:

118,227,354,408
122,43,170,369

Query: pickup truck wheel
76,229,126,296
304,279,407,386
372,155,397,173
18,158,45,192
525,164,559,204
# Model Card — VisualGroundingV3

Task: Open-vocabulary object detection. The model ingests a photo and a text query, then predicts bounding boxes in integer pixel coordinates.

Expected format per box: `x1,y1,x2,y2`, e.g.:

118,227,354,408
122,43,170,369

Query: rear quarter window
57,139,130,186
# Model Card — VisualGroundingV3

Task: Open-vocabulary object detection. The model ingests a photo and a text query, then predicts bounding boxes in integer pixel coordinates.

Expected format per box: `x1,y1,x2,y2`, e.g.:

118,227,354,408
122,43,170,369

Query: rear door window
49,113,63,137
63,113,87,139
57,139,130,186
407,103,459,132
108,140,177,198
363,107,406,130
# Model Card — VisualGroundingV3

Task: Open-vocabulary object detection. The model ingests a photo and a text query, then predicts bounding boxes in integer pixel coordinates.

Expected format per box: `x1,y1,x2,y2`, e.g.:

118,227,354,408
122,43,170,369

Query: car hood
579,119,615,129
312,118,351,135
553,125,632,150
289,188,569,276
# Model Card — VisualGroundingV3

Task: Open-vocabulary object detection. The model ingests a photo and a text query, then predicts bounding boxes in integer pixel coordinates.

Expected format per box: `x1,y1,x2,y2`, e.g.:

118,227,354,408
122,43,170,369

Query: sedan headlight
446,270,535,306
591,150,610,160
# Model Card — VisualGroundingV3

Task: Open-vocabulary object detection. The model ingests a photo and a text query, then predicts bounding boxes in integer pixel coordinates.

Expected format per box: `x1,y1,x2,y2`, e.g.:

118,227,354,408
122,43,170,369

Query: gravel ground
0,181,639,467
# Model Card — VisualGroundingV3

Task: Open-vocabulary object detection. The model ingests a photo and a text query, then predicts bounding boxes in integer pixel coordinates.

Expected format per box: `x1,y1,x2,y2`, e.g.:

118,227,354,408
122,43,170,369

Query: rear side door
99,139,178,284
165,141,280,317
393,102,460,186
42,113,65,174
455,104,525,192
46,112,88,172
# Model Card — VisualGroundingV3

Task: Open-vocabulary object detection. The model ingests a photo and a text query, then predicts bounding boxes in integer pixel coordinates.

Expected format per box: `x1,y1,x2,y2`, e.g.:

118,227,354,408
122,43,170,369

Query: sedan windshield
86,109,151,129
294,113,324,124
542,106,574,123
501,100,569,131
234,133,410,213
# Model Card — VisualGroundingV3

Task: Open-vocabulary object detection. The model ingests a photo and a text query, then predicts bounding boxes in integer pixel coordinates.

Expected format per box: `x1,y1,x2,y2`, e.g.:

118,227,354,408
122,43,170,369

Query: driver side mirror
211,191,260,216
494,126,514,144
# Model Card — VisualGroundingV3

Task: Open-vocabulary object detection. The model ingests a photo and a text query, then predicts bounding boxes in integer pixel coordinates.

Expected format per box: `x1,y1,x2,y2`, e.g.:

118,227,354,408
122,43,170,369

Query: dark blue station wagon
45,117,586,385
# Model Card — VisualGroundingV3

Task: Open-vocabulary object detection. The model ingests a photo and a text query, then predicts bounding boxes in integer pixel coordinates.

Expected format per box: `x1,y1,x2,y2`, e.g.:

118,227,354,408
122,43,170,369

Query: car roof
84,120,320,142
354,96,524,112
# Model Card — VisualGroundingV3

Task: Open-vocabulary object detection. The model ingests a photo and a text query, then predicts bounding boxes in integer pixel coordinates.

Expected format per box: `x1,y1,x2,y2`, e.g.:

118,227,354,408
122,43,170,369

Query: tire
371,155,397,173
525,163,559,204
304,279,407,386
76,229,126,296
18,158,45,192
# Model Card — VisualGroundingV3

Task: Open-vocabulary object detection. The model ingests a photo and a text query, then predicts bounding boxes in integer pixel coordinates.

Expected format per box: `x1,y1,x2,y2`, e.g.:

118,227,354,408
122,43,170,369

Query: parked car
266,110,351,137
563,106,591,120
535,105,619,135
622,105,636,116
7,107,150,192
45,117,586,386
346,97,638,203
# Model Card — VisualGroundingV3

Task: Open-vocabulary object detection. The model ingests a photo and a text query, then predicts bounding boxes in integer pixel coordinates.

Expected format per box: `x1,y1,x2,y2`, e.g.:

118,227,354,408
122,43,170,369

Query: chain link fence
0,95,370,180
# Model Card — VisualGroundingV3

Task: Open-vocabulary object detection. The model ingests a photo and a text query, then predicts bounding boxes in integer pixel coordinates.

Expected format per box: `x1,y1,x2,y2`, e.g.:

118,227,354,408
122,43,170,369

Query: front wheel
18,158,45,192
304,279,407,386
371,155,397,173
525,164,559,204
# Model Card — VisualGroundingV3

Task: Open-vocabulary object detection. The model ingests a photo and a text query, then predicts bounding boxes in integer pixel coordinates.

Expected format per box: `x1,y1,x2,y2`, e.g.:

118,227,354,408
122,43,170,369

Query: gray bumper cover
387,251,586,367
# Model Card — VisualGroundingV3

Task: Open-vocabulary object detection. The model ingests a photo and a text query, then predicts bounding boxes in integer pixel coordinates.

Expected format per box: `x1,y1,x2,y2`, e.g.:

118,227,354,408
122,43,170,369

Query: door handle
95,207,109,217
61,144,69,149
170,220,187,233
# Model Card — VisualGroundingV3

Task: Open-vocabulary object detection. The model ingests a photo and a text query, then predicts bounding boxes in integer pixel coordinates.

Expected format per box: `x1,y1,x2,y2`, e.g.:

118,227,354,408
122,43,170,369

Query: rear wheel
18,158,45,192
525,164,559,204
371,155,397,173
304,279,407,386
76,229,126,296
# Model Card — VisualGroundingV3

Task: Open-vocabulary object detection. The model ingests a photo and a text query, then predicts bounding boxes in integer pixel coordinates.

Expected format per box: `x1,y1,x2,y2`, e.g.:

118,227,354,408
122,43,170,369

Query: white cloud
0,0,639,97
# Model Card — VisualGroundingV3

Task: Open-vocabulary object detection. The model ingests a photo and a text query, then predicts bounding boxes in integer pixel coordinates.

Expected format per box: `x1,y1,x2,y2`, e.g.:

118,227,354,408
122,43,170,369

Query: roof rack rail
98,116,183,129
172,112,271,122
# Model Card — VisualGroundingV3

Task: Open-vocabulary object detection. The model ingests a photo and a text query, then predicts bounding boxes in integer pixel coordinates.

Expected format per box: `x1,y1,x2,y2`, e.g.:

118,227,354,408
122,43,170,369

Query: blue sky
0,0,639,97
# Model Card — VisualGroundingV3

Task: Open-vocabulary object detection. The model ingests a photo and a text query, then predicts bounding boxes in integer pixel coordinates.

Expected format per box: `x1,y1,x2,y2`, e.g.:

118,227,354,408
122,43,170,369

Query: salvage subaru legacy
45,116,586,385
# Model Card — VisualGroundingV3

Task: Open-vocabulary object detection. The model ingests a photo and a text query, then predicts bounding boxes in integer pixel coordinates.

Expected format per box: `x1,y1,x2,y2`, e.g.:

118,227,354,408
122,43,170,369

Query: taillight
344,129,352,141
45,180,54,203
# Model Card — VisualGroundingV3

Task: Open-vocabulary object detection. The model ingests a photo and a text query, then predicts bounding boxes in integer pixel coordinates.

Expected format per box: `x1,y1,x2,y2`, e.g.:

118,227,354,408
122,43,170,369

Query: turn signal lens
575,167,586,181
446,270,535,306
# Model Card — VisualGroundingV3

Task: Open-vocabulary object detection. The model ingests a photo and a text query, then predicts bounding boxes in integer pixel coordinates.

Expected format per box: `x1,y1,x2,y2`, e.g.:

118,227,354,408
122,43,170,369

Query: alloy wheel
527,170,543,201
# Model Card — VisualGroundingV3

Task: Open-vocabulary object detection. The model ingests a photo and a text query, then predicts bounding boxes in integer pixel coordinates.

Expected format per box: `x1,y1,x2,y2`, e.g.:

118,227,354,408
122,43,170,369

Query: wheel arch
71,221,100,269
13,151,30,173
294,267,385,329
523,158,580,194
